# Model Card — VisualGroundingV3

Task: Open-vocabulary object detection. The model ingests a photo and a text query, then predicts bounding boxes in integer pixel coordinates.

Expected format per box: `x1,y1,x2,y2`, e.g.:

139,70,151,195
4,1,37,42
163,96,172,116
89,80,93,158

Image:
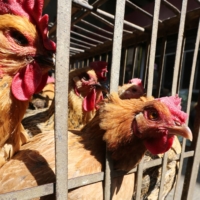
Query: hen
0,93,192,199
68,61,108,129
118,81,185,199
22,61,108,137
118,78,144,99
0,0,55,167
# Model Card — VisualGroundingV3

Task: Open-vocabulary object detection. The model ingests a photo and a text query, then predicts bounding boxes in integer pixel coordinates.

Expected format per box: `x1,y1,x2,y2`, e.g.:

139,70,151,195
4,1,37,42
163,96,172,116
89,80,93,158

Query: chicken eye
9,30,29,46
147,109,159,120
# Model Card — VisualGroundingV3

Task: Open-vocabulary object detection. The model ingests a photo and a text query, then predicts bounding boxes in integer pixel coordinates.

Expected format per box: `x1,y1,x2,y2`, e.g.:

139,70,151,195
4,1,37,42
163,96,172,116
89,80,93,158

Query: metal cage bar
54,0,72,199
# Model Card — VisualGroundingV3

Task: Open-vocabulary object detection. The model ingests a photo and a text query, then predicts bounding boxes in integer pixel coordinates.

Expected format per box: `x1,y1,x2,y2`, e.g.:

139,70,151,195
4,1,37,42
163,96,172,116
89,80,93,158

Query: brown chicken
0,0,55,167
119,81,185,199
0,93,192,199
68,61,108,129
23,61,108,137
118,78,144,99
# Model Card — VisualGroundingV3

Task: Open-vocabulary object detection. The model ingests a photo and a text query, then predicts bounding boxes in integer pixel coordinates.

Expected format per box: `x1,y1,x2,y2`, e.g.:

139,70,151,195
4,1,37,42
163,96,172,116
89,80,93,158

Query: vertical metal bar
171,0,188,95
109,0,126,93
104,0,126,199
106,54,109,62
180,19,200,200
156,37,167,97
158,152,168,199
147,0,161,96
143,43,150,88
173,139,187,200
132,47,138,78
122,49,128,84
135,159,144,200
55,0,72,199
136,2,161,199
87,59,89,66
186,19,200,122
182,127,200,200
177,37,186,92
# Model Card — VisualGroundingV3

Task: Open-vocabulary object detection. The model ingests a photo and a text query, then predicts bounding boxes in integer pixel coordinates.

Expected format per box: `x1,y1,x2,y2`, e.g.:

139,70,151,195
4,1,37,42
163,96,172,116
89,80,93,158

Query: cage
0,0,200,199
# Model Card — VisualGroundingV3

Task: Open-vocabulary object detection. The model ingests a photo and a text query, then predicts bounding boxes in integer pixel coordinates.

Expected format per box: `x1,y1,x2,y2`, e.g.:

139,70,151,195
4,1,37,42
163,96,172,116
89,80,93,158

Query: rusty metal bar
90,12,133,34
162,0,181,14
80,19,113,35
96,8,145,32
70,41,91,49
71,31,104,44
171,0,188,95
73,24,112,40
71,37,97,47
55,0,72,199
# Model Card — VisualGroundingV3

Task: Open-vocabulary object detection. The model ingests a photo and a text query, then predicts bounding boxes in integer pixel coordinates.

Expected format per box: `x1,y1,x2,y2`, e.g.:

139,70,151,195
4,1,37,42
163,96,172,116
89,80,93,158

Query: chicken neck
0,76,29,166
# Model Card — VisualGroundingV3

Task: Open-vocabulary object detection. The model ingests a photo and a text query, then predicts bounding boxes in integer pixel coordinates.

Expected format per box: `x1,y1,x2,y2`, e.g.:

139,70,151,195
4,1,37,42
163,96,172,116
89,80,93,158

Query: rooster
0,0,55,167
0,93,192,199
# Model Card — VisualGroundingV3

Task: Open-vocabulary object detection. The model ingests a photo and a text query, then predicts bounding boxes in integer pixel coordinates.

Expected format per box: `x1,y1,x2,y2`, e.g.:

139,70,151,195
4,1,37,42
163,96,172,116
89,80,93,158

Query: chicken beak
168,124,193,141
93,81,109,94
34,53,55,69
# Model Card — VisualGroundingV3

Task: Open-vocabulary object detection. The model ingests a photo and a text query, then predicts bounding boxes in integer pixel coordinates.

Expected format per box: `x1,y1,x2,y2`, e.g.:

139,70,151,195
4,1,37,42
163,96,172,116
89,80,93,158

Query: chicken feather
0,93,192,200
0,0,55,167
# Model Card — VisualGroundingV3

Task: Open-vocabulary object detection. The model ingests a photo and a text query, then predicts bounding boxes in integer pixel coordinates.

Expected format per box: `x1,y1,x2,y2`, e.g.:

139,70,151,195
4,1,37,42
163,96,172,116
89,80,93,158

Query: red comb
128,78,144,88
0,0,56,52
157,95,188,123
90,61,108,81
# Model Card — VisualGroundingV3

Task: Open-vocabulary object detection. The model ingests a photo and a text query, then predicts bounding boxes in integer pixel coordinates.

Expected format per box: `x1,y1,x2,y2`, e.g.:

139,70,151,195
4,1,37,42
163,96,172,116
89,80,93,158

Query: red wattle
144,135,174,154
11,62,47,101
83,88,96,111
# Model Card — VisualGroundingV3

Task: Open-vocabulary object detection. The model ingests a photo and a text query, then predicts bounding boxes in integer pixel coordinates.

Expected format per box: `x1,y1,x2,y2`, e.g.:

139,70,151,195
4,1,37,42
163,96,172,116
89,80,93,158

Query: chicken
0,93,192,199
68,61,108,129
0,0,55,167
22,61,108,137
118,81,185,199
118,78,144,99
